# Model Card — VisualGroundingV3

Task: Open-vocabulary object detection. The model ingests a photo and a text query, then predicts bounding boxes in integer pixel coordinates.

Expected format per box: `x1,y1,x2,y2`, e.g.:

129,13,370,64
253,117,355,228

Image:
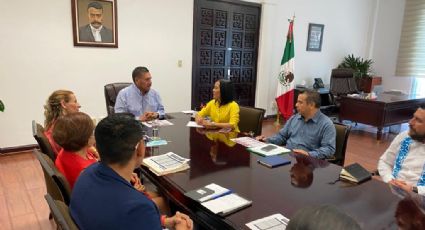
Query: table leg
377,127,383,140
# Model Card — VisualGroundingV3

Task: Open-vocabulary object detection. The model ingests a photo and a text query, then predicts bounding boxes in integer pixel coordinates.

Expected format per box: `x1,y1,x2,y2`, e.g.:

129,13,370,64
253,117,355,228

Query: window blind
396,0,425,77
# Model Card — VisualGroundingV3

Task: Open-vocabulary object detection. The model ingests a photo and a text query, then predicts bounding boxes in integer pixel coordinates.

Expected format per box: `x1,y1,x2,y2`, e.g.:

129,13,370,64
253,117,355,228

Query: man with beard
79,2,113,43
378,107,425,195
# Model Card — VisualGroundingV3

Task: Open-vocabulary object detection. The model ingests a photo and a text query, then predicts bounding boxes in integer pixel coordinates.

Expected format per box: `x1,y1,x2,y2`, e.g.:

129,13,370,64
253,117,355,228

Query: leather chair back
330,68,358,96
238,106,265,136
32,120,56,161
104,82,131,115
45,194,79,230
328,123,351,166
34,149,72,205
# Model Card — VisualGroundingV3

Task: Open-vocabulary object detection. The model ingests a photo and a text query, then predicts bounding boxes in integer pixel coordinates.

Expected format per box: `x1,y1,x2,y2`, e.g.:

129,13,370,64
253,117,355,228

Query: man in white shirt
79,1,113,43
378,107,425,195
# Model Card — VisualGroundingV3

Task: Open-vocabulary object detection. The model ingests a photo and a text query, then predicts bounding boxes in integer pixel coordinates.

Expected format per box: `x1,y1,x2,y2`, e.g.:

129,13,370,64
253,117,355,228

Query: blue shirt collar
96,162,133,188
296,110,321,123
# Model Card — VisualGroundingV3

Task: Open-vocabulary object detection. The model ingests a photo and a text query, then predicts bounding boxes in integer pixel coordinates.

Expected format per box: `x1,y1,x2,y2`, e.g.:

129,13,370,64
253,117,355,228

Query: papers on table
201,193,252,216
142,152,190,176
247,144,291,157
182,110,196,114
186,121,204,128
142,120,174,128
246,213,289,230
231,137,266,148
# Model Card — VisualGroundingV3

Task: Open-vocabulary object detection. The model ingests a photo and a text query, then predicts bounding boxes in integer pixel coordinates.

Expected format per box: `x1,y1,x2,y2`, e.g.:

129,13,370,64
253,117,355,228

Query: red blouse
55,148,97,189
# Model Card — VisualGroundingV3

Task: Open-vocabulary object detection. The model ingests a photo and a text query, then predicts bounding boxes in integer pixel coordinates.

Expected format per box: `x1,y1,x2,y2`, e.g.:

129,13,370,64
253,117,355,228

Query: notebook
340,163,371,184
201,193,252,216
258,155,291,168
184,183,231,202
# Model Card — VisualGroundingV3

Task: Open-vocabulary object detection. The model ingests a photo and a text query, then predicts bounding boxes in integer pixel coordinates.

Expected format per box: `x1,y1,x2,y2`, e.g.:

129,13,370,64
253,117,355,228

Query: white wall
0,0,194,147
0,0,405,148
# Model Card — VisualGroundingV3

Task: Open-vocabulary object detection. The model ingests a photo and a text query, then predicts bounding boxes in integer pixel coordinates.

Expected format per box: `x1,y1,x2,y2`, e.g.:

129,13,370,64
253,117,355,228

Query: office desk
141,113,400,229
339,93,425,140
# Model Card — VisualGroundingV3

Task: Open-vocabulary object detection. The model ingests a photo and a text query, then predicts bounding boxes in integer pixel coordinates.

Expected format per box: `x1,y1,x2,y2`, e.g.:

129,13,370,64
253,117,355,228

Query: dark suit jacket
79,24,113,43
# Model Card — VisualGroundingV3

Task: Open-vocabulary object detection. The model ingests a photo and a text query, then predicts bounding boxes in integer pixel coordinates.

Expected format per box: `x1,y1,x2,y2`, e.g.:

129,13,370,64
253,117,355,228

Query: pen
207,190,232,201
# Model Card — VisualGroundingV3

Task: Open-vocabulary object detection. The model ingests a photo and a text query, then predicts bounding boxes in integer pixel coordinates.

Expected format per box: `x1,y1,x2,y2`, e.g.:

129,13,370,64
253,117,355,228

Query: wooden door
192,0,261,109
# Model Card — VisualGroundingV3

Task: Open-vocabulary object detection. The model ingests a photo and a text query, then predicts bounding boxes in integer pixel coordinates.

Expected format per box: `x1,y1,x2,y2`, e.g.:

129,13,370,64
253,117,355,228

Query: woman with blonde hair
44,90,81,155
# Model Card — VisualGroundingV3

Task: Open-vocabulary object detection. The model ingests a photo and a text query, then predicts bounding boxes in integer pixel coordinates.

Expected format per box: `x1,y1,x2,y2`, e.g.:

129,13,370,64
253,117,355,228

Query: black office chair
327,122,351,166
327,68,359,118
104,82,131,115
238,106,265,136
45,194,79,230
32,120,56,161
33,149,72,205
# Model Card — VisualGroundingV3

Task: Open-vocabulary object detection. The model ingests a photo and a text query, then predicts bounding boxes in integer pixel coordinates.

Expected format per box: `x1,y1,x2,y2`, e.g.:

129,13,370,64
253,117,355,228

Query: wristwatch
413,186,418,193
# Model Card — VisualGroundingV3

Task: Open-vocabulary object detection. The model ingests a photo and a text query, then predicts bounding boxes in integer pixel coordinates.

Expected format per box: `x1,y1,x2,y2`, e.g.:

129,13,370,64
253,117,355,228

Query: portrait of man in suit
73,0,117,47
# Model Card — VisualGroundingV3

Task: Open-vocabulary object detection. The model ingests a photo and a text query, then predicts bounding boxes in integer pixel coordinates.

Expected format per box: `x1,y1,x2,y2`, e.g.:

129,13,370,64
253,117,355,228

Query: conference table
339,93,425,140
140,113,401,229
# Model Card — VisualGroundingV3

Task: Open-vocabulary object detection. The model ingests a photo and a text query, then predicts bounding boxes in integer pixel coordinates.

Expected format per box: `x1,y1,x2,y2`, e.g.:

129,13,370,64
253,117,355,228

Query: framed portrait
71,0,118,48
306,23,324,52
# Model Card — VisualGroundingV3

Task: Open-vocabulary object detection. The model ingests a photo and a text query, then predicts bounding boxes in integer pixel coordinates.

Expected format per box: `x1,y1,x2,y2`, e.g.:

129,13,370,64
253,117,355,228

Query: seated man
378,107,425,195
114,66,165,121
70,114,193,230
257,90,336,159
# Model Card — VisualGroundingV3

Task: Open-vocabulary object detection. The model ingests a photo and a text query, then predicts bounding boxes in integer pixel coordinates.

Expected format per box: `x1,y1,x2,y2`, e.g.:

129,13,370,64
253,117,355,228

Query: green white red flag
275,19,295,120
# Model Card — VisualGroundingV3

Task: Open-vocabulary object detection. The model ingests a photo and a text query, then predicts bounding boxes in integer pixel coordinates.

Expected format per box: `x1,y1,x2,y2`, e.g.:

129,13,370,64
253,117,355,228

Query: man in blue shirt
115,66,165,121
257,90,336,159
70,114,193,230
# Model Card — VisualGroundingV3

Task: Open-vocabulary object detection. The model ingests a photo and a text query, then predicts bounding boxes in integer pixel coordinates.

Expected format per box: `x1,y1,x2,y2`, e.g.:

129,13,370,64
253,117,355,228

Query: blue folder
257,155,291,168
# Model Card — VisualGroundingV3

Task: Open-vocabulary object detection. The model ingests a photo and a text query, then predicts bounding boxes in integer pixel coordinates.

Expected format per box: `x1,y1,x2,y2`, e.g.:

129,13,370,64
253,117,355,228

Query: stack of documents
185,183,252,216
142,152,190,176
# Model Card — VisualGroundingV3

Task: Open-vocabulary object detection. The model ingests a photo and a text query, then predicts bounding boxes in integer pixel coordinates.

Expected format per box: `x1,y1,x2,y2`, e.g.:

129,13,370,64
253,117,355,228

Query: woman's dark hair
95,114,144,166
53,112,94,152
218,79,235,105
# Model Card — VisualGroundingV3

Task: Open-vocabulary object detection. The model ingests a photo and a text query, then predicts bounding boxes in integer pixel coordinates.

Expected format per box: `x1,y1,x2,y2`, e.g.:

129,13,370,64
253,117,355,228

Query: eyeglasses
134,135,149,150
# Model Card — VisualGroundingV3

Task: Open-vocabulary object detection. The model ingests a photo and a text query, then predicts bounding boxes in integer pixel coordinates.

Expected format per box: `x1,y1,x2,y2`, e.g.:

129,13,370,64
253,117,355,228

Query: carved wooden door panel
192,0,261,109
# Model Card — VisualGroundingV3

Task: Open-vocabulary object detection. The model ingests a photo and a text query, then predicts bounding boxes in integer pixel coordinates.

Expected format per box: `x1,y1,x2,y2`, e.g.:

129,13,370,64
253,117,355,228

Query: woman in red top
53,112,97,189
44,90,81,156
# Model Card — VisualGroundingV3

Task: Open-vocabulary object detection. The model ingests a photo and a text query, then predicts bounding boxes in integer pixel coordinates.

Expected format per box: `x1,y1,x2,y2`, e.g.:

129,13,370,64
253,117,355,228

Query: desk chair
327,123,351,166
33,149,72,205
45,194,79,230
328,68,358,118
238,106,265,136
32,120,56,161
104,82,131,115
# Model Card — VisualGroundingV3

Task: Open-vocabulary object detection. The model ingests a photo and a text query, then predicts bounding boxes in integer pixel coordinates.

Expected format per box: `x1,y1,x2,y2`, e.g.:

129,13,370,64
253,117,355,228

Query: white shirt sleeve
377,132,407,183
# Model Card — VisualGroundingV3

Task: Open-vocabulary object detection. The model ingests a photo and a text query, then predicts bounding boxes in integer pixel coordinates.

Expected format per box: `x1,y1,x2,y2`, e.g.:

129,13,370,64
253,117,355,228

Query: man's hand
390,179,413,193
255,135,266,141
293,149,309,156
164,212,193,230
139,112,158,122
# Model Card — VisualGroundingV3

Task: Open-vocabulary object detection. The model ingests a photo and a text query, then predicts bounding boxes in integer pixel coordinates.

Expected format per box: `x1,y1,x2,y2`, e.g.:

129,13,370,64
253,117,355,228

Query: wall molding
0,144,38,154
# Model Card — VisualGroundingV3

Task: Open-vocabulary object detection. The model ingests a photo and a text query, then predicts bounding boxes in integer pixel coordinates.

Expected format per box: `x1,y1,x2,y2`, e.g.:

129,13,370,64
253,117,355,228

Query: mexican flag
275,19,295,121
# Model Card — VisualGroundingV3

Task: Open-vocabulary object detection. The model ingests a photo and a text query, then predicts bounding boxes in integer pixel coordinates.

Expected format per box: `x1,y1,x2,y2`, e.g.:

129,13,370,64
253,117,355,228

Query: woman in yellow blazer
195,79,240,132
